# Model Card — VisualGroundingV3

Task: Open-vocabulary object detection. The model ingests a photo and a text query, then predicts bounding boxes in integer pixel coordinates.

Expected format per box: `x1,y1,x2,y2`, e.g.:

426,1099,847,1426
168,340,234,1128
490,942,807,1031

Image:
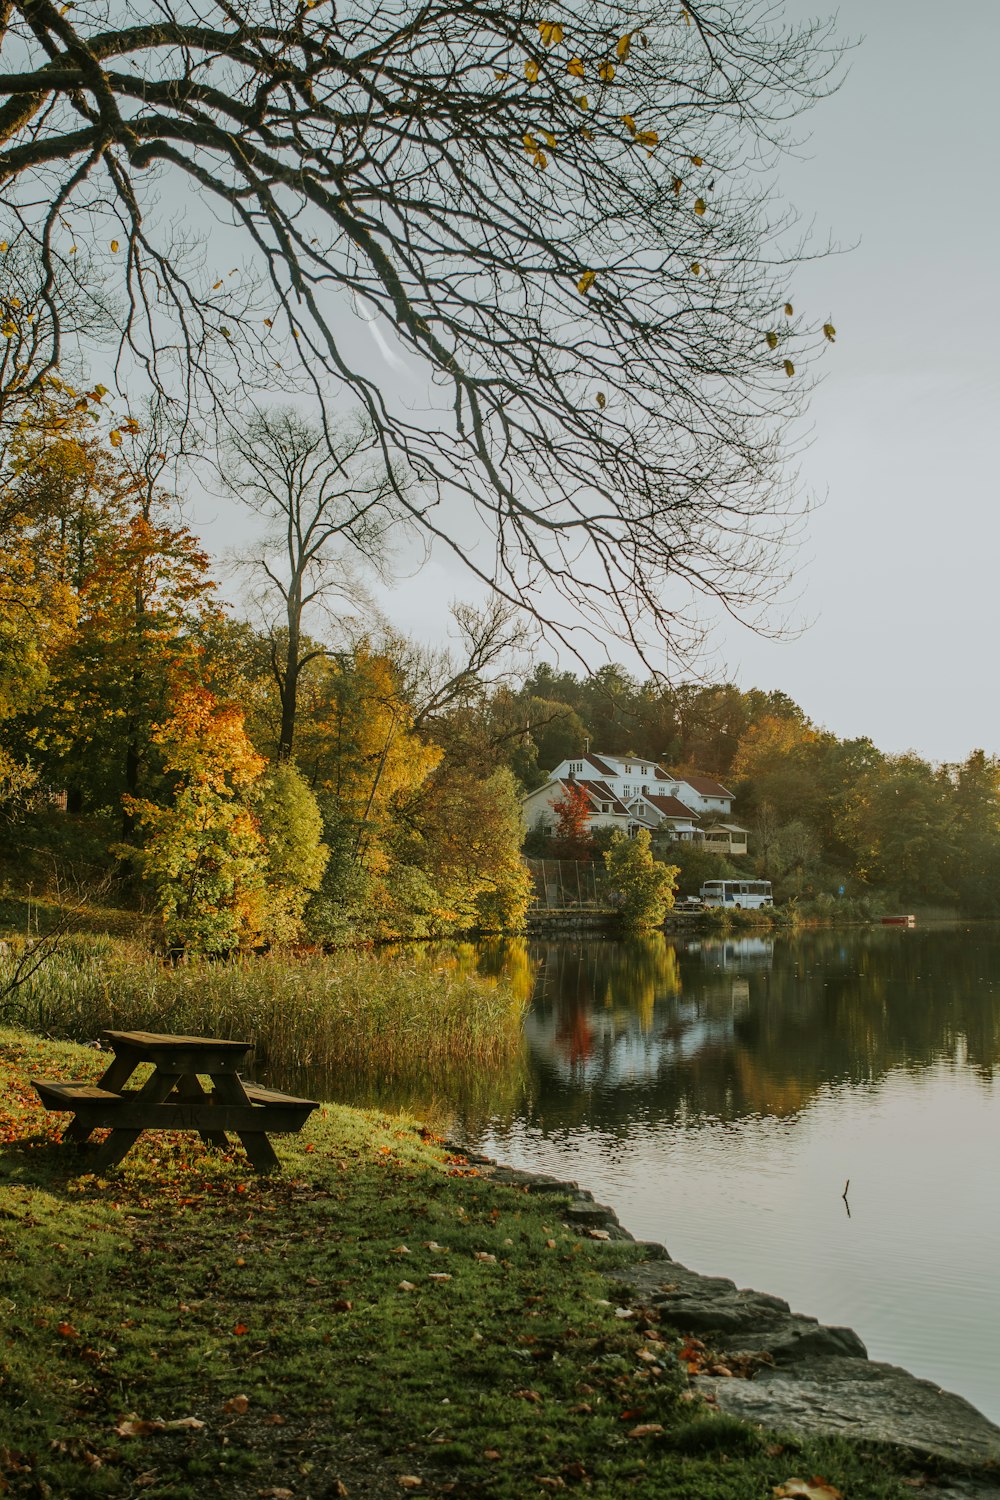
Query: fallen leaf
233,1322,250,1336
428,1273,452,1283
628,1423,665,1439
331,1299,353,1312
484,1449,501,1460
57,1322,78,1339
398,1281,417,1292
114,1418,164,1438
257,1490,294,1499
164,1417,206,1431
589,1229,610,1241
223,1395,249,1415
474,1252,497,1263
398,1479,423,1491
773,1482,843,1500
513,1388,542,1403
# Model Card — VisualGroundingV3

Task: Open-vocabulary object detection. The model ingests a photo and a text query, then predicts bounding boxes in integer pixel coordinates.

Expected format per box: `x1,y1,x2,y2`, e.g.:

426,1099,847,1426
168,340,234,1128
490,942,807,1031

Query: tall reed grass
0,936,528,1111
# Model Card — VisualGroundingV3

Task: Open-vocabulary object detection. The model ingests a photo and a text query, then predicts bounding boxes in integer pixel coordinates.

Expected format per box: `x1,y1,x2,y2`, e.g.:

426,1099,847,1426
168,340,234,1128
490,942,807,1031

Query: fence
525,858,612,912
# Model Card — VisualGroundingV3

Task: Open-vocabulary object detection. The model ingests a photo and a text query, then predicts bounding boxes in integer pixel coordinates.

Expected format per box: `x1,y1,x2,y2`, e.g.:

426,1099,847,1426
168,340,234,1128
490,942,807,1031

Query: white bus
699,879,773,910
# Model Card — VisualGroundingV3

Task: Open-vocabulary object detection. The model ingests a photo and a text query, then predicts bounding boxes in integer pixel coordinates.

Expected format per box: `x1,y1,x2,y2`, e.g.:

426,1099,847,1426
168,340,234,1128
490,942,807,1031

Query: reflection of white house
521,751,748,855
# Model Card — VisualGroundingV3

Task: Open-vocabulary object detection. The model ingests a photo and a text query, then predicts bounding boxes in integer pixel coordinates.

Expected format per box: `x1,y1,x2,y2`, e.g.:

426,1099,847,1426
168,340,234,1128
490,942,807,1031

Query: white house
523,751,748,854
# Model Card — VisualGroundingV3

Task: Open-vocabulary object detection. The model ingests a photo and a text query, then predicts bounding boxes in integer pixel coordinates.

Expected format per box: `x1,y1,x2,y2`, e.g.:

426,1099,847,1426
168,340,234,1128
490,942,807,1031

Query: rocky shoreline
452,1146,1000,1498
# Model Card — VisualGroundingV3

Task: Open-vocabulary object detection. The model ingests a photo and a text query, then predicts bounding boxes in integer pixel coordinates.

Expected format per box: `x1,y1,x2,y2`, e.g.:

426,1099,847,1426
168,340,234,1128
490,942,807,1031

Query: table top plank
101,1031,252,1073
103,1029,251,1052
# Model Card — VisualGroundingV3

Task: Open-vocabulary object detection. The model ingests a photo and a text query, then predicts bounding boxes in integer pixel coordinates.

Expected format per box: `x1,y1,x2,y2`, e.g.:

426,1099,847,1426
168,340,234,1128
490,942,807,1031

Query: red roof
641,794,697,820
576,779,631,816
679,774,733,799
585,753,619,777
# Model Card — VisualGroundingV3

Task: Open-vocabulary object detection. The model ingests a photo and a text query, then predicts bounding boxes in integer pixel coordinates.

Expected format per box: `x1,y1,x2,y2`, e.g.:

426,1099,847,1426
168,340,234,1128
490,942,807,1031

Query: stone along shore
449,1145,1000,1499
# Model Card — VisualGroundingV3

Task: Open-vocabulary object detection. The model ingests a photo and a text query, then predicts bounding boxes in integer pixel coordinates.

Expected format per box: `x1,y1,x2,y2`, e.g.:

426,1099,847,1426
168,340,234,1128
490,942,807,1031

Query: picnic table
31,1030,318,1174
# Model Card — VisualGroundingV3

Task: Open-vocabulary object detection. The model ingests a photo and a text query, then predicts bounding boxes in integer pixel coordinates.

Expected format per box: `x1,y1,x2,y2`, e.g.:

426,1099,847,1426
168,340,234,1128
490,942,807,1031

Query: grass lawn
0,1029,929,1499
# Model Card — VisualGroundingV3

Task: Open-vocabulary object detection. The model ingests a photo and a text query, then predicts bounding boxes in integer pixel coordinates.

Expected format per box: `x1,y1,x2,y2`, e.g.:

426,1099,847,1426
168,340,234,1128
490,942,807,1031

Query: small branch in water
842,1178,851,1219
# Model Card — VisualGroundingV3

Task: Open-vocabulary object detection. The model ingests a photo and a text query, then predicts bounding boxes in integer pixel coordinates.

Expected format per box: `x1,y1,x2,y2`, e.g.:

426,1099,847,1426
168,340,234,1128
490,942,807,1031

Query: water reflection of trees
482,928,1000,1136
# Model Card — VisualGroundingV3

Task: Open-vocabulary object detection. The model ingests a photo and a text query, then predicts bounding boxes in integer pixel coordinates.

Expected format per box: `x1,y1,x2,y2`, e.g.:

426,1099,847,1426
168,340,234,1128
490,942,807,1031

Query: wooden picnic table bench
31,1029,318,1175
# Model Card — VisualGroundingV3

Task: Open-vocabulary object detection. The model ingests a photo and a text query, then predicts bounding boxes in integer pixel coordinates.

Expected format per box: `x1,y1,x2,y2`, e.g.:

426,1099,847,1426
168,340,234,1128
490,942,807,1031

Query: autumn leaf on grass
233,1321,250,1336
773,1482,843,1500
223,1394,249,1414
57,1321,79,1338
115,1417,165,1438
628,1423,664,1439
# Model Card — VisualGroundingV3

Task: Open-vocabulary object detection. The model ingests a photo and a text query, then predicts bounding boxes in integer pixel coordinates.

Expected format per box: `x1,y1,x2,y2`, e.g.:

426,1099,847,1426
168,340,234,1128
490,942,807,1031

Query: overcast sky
196,0,1000,766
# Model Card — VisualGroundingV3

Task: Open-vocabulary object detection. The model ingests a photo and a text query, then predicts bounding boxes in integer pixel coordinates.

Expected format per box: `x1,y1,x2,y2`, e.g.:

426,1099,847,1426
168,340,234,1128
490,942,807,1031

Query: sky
192,0,1000,766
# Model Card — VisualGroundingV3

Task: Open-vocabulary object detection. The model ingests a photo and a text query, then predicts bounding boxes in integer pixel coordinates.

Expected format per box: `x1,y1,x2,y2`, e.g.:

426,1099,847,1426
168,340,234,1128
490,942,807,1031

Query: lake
308,924,1000,1423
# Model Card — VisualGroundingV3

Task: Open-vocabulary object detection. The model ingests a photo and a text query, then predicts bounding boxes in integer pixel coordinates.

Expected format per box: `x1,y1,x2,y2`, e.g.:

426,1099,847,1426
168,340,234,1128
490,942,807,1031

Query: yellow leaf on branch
784,302,794,316
690,154,703,166
616,33,633,60
598,60,616,82
823,322,837,342
576,94,590,109
577,269,597,294
636,130,658,147
524,59,539,82
109,429,123,446
566,57,585,77
622,114,637,136
783,359,795,377
690,262,701,275
537,21,563,48
110,239,120,252
766,331,778,349
694,198,706,215
596,392,606,408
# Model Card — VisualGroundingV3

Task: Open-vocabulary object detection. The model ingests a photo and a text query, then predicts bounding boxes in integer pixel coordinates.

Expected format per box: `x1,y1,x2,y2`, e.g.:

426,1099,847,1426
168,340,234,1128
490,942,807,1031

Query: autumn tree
127,689,270,956
393,764,533,933
224,407,400,762
0,1,840,660
551,782,594,860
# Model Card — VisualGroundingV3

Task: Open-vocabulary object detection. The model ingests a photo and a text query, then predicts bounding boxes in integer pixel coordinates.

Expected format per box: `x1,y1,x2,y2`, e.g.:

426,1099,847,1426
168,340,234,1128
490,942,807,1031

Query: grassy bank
0,939,526,1110
0,1029,935,1499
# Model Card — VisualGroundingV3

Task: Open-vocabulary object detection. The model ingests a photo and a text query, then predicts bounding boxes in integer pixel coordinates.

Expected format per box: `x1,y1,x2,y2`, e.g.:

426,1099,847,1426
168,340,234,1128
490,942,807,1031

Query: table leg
173,1074,229,1150
64,1053,140,1145
88,1067,181,1172
210,1073,280,1174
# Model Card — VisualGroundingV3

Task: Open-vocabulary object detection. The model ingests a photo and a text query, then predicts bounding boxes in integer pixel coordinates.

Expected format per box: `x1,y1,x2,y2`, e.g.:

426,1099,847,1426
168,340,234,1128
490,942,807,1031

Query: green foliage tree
127,689,269,956
253,763,329,944
604,830,678,932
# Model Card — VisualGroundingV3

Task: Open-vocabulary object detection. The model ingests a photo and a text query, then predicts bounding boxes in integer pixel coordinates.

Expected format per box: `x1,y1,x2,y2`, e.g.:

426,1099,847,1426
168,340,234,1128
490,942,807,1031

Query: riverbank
1,1028,996,1499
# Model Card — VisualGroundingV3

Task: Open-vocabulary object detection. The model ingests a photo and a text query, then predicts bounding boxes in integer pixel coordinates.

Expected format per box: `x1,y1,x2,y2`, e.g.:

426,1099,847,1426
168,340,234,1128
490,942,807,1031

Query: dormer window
569,760,584,774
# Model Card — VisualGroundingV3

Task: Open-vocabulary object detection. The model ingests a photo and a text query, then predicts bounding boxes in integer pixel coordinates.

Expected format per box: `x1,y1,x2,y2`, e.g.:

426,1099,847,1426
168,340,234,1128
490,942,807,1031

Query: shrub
604,829,678,931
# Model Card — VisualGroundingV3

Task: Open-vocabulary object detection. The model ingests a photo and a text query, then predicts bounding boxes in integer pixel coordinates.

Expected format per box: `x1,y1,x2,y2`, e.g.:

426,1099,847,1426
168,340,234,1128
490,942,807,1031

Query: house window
569,760,584,774
602,802,611,812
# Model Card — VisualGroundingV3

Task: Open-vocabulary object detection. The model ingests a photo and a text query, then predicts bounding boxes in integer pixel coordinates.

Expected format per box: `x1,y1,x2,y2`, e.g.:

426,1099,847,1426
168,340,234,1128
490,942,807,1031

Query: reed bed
0,937,528,1108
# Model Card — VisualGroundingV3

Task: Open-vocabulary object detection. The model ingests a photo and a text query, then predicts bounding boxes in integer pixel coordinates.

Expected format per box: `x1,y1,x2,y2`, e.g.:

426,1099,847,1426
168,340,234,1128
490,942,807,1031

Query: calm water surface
307,925,1000,1422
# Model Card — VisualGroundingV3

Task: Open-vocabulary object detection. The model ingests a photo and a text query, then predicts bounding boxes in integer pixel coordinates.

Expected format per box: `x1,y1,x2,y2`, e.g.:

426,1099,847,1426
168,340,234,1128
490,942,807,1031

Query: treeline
5,367,999,933
503,665,1000,914
0,375,538,949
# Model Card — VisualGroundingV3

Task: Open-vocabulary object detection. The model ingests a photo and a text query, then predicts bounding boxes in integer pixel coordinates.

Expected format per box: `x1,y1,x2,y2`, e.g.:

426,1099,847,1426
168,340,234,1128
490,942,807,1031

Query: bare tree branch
0,0,844,661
